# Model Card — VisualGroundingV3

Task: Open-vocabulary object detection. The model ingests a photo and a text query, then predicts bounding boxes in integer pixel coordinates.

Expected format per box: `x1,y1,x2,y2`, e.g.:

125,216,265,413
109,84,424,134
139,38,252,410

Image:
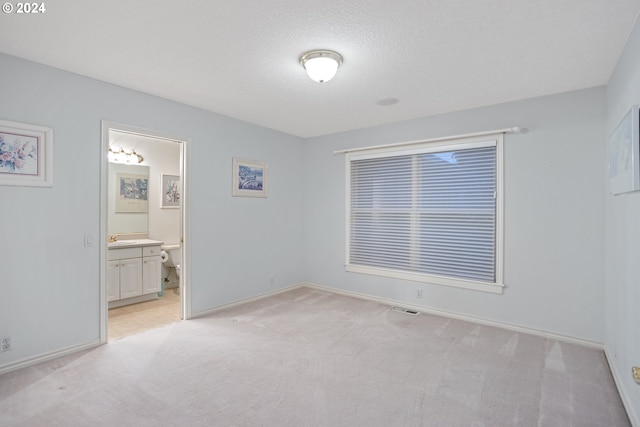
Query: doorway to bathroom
99,121,190,343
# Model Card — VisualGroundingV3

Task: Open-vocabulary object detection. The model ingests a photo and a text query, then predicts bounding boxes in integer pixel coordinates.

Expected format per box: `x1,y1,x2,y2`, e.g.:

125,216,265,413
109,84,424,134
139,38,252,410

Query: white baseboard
0,282,605,382
190,284,304,319
302,282,604,349
0,285,303,375
108,293,157,309
604,347,638,427
0,339,102,376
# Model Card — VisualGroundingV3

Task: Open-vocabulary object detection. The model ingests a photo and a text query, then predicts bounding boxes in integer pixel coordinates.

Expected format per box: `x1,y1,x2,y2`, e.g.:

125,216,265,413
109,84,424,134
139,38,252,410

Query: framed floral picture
0,119,53,187
232,158,268,197
161,174,181,208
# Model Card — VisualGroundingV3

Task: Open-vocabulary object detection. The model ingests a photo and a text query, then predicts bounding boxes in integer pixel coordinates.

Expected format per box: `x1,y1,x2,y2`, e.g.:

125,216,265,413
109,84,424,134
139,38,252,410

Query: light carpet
0,287,630,426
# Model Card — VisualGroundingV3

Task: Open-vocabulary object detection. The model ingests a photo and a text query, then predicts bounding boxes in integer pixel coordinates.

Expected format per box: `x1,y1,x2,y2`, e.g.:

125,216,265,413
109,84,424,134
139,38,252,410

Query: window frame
345,134,504,294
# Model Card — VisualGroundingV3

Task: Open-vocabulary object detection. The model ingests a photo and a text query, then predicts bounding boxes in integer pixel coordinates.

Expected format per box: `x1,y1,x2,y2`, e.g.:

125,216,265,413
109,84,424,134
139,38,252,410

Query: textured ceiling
1,1,639,137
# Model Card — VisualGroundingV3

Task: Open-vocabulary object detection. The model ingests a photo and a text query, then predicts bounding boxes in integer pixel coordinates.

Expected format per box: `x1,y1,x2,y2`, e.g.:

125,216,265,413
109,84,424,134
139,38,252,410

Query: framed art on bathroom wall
116,172,148,212
232,157,268,198
0,119,53,187
161,174,181,208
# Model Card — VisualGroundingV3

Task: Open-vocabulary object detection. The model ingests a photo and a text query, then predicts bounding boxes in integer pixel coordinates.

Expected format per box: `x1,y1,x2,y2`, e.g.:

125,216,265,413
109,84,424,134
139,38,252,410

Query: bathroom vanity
107,239,163,308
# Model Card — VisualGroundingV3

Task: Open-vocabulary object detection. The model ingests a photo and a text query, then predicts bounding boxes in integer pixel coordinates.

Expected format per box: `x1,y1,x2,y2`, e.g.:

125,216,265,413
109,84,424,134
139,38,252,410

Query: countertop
108,239,164,249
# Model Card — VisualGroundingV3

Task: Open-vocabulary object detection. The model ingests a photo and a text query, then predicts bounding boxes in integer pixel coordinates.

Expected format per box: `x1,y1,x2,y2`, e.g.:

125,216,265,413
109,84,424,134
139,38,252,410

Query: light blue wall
605,15,640,425
303,87,607,343
0,45,629,411
0,53,305,368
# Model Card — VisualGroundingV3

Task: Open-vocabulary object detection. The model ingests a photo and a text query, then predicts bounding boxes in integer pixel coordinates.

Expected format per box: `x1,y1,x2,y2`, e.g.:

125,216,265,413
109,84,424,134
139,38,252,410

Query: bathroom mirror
108,163,149,234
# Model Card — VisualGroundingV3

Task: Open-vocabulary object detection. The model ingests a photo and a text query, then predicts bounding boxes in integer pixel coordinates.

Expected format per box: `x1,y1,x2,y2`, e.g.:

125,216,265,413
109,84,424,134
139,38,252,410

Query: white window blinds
346,136,503,293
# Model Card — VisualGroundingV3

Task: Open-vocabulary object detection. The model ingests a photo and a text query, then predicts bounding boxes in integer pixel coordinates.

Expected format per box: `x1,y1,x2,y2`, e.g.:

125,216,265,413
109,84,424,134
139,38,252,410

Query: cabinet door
142,255,162,294
119,258,143,299
107,260,120,302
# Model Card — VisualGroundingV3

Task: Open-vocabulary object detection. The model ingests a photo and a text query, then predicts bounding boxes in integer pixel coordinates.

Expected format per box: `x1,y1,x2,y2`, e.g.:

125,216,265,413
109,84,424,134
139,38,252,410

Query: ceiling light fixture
300,50,343,83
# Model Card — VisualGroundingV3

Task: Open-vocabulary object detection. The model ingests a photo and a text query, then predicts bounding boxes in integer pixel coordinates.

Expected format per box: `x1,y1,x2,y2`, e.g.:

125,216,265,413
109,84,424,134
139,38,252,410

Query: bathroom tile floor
108,288,181,341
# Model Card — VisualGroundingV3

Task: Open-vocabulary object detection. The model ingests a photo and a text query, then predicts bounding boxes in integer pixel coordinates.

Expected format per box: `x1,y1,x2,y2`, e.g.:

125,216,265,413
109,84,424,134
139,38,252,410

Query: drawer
108,247,142,261
143,245,162,257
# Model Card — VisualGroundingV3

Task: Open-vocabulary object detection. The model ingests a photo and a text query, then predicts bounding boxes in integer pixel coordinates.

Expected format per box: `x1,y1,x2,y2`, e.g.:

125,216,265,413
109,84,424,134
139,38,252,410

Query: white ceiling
1,1,639,138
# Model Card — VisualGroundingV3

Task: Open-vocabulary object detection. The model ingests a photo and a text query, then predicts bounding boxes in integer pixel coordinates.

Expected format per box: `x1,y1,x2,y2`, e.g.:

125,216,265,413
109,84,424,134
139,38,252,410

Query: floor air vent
391,307,420,315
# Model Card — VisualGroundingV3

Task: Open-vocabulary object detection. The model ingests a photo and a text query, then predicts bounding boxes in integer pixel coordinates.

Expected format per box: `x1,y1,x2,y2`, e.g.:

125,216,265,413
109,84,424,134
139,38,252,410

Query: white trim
108,293,157,309
302,283,603,349
190,284,303,319
334,126,521,155
0,284,606,378
100,121,192,345
100,280,599,349
0,340,101,375
100,123,109,343
345,264,504,294
344,155,351,268
495,134,505,286
604,347,638,426
181,129,192,320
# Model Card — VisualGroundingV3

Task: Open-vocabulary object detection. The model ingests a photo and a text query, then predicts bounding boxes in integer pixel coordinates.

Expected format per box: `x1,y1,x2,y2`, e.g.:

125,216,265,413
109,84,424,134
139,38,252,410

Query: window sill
345,264,504,294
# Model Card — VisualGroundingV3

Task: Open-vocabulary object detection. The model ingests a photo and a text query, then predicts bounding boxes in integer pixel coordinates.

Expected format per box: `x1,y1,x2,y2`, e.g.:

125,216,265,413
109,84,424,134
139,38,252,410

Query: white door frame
99,121,191,343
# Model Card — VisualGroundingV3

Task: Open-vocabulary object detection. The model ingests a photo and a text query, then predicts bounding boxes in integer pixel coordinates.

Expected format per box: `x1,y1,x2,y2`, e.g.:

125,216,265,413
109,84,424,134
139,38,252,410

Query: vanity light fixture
130,149,143,164
108,146,144,164
300,50,343,83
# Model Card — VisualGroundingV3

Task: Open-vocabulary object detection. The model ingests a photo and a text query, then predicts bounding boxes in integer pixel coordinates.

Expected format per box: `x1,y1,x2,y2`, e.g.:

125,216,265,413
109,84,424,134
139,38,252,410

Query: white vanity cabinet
107,241,163,307
107,247,143,302
107,261,120,301
142,246,162,294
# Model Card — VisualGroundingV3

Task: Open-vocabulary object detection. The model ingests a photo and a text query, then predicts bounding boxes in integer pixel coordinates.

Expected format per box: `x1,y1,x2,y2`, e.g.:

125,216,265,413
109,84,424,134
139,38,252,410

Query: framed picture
0,119,53,187
161,174,181,208
609,105,639,195
232,158,268,197
116,173,148,212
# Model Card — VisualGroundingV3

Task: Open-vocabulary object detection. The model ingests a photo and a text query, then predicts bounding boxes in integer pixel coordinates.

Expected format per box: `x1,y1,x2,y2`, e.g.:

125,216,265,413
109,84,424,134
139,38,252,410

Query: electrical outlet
416,288,423,299
1,337,10,352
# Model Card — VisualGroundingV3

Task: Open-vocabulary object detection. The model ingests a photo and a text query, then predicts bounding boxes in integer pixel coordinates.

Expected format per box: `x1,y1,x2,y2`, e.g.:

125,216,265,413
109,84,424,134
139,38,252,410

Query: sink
108,239,163,248
109,240,140,247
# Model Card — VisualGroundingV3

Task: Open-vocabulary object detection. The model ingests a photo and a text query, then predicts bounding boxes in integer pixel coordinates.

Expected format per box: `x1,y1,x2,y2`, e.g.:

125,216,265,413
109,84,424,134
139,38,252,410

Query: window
346,135,504,294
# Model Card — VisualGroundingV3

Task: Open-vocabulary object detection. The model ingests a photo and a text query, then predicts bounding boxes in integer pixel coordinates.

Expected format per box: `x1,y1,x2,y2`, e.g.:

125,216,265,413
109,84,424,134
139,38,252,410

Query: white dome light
300,50,343,83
